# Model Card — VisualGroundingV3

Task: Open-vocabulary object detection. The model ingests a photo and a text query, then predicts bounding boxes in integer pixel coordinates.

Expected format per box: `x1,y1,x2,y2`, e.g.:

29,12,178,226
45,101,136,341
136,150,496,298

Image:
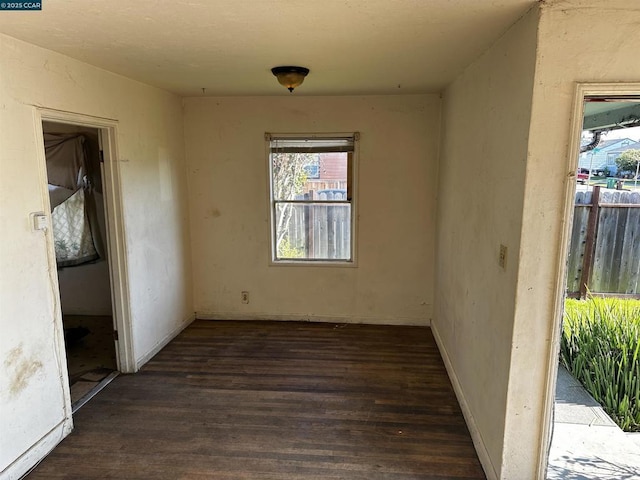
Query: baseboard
135,313,196,370
1,417,72,480
195,311,430,326
430,320,499,480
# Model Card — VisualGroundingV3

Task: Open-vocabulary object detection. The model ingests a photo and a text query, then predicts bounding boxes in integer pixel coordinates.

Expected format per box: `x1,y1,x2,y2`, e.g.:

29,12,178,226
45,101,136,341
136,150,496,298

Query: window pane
275,202,351,260
272,152,348,201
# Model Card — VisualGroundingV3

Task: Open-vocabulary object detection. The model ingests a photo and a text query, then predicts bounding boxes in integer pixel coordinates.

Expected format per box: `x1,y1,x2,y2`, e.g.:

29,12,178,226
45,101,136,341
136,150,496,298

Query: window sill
269,259,357,268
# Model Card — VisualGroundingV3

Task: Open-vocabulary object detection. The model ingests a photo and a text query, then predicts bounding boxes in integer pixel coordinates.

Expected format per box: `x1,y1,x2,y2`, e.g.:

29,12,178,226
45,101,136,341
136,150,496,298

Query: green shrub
560,297,640,432
277,238,304,259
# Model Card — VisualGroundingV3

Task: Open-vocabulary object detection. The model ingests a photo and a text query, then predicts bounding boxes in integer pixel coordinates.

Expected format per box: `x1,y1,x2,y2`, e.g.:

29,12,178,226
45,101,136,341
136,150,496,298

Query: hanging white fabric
51,188,99,267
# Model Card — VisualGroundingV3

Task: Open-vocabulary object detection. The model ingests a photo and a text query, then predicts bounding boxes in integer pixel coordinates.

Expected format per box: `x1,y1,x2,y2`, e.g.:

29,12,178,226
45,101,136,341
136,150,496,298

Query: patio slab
547,365,640,480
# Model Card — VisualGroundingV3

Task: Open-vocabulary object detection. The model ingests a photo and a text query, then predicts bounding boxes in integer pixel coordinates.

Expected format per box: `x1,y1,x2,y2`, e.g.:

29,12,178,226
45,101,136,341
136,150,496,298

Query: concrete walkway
547,365,640,479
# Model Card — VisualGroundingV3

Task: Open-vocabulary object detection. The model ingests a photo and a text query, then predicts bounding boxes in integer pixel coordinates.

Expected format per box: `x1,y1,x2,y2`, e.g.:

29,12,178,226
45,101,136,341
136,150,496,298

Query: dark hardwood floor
27,320,486,479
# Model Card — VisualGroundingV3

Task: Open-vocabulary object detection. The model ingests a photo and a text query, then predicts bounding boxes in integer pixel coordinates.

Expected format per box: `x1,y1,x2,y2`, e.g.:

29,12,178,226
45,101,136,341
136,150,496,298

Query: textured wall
184,95,439,325
434,7,538,479
0,34,193,478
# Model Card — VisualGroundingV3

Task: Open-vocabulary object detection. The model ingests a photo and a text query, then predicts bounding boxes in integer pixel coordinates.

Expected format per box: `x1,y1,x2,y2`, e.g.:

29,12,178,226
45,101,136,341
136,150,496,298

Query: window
267,133,358,263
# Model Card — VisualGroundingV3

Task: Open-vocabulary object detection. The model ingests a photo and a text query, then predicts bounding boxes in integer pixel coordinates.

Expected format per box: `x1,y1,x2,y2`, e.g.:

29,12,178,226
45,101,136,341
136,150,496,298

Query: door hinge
113,330,119,341
99,150,105,163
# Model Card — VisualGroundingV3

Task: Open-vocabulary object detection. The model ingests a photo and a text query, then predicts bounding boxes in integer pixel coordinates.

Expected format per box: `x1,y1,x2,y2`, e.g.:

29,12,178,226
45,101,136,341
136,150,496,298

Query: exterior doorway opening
545,86,640,479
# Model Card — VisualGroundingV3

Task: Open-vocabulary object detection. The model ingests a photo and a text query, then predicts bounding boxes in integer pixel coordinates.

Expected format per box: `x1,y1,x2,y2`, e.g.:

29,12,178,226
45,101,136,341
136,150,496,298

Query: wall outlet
241,291,249,304
499,244,507,269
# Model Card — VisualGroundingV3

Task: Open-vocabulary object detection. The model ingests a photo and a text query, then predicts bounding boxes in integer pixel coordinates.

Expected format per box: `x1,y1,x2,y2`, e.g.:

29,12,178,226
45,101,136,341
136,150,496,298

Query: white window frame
266,132,359,266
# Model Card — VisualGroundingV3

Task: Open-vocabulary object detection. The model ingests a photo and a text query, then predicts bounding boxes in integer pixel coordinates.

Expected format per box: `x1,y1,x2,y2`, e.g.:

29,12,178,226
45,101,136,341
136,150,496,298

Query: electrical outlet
499,244,507,269
241,291,249,304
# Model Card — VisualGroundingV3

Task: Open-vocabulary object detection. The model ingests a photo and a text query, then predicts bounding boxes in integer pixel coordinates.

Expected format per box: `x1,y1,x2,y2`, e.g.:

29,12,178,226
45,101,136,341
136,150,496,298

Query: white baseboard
1,417,72,480
195,311,430,326
430,320,498,480
135,313,196,370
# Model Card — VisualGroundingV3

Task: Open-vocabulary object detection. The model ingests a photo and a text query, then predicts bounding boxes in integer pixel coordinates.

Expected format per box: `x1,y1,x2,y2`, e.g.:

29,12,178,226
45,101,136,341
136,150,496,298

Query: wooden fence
566,186,640,297
284,190,351,260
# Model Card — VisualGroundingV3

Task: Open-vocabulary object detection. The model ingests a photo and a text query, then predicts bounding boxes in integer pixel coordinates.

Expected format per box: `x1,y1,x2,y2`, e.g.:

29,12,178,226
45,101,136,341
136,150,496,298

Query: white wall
0,34,193,479
184,95,439,325
436,2,640,479
433,8,538,479
512,0,640,478
57,245,113,316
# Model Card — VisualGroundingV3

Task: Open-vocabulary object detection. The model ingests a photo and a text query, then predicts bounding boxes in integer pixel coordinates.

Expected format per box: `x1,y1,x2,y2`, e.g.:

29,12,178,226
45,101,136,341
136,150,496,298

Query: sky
598,125,640,142
581,125,640,149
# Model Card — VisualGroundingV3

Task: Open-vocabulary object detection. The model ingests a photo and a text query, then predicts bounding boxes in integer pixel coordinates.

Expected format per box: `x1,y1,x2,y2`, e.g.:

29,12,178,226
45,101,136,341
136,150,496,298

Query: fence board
280,190,351,260
568,189,640,297
566,207,589,293
620,206,640,293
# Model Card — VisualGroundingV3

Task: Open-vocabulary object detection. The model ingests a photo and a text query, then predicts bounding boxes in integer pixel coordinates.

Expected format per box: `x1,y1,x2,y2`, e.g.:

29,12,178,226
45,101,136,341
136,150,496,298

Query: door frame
539,82,640,477
35,107,136,374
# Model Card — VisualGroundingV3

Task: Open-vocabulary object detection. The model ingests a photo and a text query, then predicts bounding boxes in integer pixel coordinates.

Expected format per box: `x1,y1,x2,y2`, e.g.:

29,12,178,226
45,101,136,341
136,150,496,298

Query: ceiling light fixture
271,66,310,92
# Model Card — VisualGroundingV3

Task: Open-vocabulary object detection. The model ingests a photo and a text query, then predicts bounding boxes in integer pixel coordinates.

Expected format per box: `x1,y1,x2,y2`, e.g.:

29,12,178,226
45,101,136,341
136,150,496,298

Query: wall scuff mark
4,344,44,396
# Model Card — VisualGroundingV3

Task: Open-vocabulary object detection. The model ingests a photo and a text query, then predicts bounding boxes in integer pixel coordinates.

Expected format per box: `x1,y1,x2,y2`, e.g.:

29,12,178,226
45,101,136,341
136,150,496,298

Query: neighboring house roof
606,140,640,154
596,138,631,149
578,137,637,171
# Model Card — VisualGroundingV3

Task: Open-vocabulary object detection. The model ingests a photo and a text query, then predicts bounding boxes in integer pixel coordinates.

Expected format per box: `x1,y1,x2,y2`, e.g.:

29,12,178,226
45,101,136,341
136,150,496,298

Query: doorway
544,85,640,479
37,110,135,413
42,121,119,409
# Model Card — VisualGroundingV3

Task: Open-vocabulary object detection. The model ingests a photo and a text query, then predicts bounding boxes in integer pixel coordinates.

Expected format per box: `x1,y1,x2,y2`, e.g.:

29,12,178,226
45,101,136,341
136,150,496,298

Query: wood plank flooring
27,320,486,480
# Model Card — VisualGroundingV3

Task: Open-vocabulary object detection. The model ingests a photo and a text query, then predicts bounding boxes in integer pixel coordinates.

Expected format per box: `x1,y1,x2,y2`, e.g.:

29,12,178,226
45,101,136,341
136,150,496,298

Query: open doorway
36,110,135,414
42,121,119,410
546,88,640,479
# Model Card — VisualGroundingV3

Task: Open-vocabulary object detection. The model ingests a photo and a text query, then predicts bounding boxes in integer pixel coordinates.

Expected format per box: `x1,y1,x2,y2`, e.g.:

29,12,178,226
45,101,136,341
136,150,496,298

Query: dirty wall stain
4,344,44,396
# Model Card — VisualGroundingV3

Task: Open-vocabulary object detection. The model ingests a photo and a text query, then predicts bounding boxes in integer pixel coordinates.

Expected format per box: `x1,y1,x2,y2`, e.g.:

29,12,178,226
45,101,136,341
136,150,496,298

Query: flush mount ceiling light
271,66,310,92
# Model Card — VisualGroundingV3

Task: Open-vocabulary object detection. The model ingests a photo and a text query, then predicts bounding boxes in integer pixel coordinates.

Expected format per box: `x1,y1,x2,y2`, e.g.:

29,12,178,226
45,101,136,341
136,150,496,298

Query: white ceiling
0,0,538,97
